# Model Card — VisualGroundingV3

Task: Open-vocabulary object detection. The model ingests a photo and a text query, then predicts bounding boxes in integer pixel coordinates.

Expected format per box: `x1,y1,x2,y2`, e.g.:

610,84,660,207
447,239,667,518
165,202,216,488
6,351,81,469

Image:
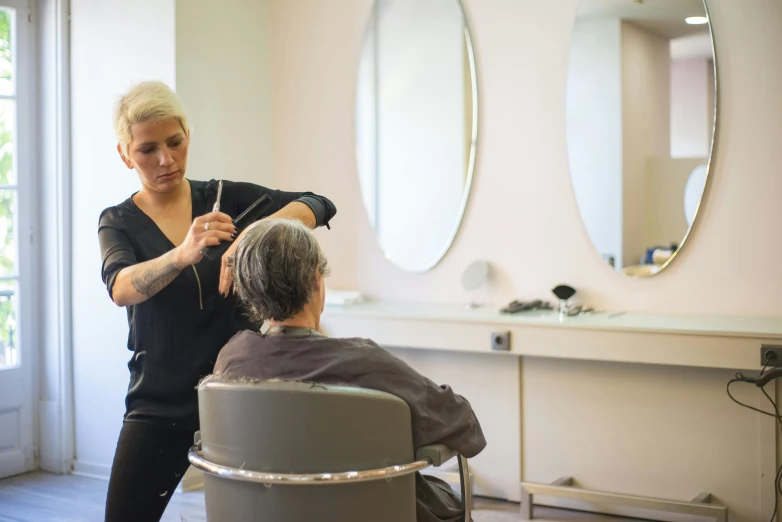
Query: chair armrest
416,444,457,467
459,455,472,521
416,446,473,520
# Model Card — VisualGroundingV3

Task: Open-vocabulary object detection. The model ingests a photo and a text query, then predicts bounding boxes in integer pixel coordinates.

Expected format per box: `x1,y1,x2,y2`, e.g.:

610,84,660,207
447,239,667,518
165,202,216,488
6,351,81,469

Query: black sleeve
219,180,337,229
98,207,137,300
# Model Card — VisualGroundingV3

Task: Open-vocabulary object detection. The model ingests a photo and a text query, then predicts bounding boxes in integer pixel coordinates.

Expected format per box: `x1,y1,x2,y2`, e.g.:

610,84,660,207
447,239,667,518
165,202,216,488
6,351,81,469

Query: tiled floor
0,472,644,521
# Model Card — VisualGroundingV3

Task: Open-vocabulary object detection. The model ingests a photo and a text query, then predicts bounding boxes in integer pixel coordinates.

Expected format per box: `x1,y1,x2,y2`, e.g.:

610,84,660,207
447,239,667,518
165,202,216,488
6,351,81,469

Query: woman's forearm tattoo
130,255,182,297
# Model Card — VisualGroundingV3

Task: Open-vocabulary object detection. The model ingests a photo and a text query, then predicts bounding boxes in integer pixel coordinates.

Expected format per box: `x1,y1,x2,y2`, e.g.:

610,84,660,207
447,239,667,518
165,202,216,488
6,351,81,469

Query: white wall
175,0,274,186
265,0,367,293
70,0,176,477
266,0,782,314
671,57,711,158
620,21,670,267
566,17,623,268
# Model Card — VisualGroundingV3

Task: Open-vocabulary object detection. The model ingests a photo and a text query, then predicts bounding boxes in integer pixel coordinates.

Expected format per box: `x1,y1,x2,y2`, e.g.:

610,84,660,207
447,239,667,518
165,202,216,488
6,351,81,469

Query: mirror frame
355,0,479,273
565,0,719,278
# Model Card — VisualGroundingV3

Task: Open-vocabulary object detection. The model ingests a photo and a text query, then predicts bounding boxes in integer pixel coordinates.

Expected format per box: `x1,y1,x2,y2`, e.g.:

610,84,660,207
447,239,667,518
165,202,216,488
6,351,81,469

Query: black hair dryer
552,284,576,318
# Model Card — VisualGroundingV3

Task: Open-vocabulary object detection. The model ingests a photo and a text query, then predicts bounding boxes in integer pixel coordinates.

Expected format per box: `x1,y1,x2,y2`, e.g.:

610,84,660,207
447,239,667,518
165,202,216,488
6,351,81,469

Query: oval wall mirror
684,163,707,227
355,0,478,273
565,0,716,277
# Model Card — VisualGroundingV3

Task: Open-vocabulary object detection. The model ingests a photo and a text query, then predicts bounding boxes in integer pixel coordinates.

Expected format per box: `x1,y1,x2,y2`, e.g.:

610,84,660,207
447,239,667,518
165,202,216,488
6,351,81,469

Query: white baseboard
72,460,111,481
39,400,64,474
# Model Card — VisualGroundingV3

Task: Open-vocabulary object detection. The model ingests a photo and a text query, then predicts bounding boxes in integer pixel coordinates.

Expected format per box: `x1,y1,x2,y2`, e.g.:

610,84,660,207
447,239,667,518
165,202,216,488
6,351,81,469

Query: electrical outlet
760,344,782,367
491,331,511,351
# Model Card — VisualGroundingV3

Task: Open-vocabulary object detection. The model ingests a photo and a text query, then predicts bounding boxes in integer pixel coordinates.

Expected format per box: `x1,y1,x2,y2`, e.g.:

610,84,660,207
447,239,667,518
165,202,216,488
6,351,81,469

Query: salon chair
189,380,472,522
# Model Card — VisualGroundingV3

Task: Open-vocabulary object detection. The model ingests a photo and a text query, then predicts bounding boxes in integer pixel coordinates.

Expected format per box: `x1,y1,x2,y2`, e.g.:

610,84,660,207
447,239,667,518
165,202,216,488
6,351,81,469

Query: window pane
0,9,12,96
0,100,14,184
0,189,16,277
0,279,17,369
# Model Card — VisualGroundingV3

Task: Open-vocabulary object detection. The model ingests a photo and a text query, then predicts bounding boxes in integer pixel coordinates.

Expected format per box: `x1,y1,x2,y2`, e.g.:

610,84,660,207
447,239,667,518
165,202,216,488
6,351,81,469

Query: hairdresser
97,81,336,522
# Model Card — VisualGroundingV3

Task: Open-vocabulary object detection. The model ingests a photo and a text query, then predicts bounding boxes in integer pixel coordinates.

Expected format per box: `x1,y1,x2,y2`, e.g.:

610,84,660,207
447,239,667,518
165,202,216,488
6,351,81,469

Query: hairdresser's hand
174,211,236,267
219,238,240,297
219,221,263,297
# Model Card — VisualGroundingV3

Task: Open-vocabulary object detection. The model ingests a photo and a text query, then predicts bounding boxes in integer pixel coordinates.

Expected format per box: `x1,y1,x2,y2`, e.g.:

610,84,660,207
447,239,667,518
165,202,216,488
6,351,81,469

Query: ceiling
576,0,710,40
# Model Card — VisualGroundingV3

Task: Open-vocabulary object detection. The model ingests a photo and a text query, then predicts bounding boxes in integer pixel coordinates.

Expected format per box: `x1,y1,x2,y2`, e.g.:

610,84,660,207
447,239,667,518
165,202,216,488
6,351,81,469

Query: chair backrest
197,379,419,522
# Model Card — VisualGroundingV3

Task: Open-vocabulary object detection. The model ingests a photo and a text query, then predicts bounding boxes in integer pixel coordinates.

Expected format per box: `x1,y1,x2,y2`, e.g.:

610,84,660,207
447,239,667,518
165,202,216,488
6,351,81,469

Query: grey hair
233,218,330,324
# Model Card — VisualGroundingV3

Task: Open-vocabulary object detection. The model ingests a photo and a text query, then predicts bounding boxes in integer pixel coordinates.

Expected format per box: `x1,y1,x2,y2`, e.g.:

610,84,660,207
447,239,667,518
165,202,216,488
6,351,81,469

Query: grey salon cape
213,329,487,522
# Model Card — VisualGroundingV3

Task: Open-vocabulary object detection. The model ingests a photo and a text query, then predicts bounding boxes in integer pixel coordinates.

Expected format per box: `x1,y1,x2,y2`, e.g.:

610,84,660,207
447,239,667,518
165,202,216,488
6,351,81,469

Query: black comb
201,194,273,261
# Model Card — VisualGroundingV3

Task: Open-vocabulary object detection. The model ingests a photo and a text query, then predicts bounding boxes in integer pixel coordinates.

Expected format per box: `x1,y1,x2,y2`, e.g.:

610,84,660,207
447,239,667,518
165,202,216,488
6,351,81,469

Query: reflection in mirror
566,0,715,276
355,0,477,272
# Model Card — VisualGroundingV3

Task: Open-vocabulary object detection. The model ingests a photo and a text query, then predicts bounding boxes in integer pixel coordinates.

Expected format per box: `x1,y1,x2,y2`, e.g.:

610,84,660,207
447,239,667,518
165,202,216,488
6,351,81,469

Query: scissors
213,180,223,212
202,180,227,257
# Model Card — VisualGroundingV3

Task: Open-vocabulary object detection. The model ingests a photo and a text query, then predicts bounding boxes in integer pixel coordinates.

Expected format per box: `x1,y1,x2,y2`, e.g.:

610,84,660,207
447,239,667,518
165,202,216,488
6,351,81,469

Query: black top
98,179,337,428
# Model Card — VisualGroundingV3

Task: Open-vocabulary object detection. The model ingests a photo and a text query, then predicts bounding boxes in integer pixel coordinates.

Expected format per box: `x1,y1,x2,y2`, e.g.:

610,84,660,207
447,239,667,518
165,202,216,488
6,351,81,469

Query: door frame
34,0,74,475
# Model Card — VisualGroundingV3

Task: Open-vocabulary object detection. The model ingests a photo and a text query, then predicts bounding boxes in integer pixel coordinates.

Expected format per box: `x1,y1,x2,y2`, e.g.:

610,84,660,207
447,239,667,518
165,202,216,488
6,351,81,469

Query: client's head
233,218,330,328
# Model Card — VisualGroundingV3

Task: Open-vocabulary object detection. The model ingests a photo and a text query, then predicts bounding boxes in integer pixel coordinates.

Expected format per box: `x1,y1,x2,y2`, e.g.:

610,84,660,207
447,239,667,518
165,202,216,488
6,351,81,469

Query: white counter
320,300,780,518
322,301,781,371
324,301,782,338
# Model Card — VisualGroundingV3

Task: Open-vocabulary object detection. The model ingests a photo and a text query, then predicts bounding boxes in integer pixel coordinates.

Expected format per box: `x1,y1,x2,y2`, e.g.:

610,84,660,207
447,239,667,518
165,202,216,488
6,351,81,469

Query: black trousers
104,421,195,522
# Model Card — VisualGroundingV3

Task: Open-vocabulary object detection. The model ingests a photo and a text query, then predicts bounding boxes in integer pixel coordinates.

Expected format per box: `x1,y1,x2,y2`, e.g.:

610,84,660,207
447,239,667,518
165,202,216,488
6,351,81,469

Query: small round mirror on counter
461,260,490,293
461,259,490,308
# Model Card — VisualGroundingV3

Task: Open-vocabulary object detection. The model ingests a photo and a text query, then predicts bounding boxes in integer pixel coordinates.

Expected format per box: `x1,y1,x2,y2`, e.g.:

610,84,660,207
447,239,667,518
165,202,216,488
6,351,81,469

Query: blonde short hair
114,81,190,155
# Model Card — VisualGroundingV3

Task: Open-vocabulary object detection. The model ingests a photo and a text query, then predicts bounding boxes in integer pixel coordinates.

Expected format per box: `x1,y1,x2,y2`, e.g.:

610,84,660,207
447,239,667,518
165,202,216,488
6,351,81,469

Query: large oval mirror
566,0,716,277
355,0,477,272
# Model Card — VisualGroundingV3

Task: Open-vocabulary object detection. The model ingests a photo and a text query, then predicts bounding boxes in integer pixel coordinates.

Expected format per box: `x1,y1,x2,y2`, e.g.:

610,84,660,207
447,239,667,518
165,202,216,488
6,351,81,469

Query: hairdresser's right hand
174,211,236,267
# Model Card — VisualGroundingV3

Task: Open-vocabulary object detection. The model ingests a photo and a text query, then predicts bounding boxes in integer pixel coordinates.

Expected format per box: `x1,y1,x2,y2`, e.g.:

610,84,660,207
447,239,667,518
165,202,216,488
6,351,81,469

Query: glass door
0,0,34,480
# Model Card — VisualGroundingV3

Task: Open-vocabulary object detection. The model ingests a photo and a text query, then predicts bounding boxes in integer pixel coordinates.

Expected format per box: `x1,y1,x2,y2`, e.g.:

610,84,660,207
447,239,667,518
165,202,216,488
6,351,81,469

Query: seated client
213,218,487,522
